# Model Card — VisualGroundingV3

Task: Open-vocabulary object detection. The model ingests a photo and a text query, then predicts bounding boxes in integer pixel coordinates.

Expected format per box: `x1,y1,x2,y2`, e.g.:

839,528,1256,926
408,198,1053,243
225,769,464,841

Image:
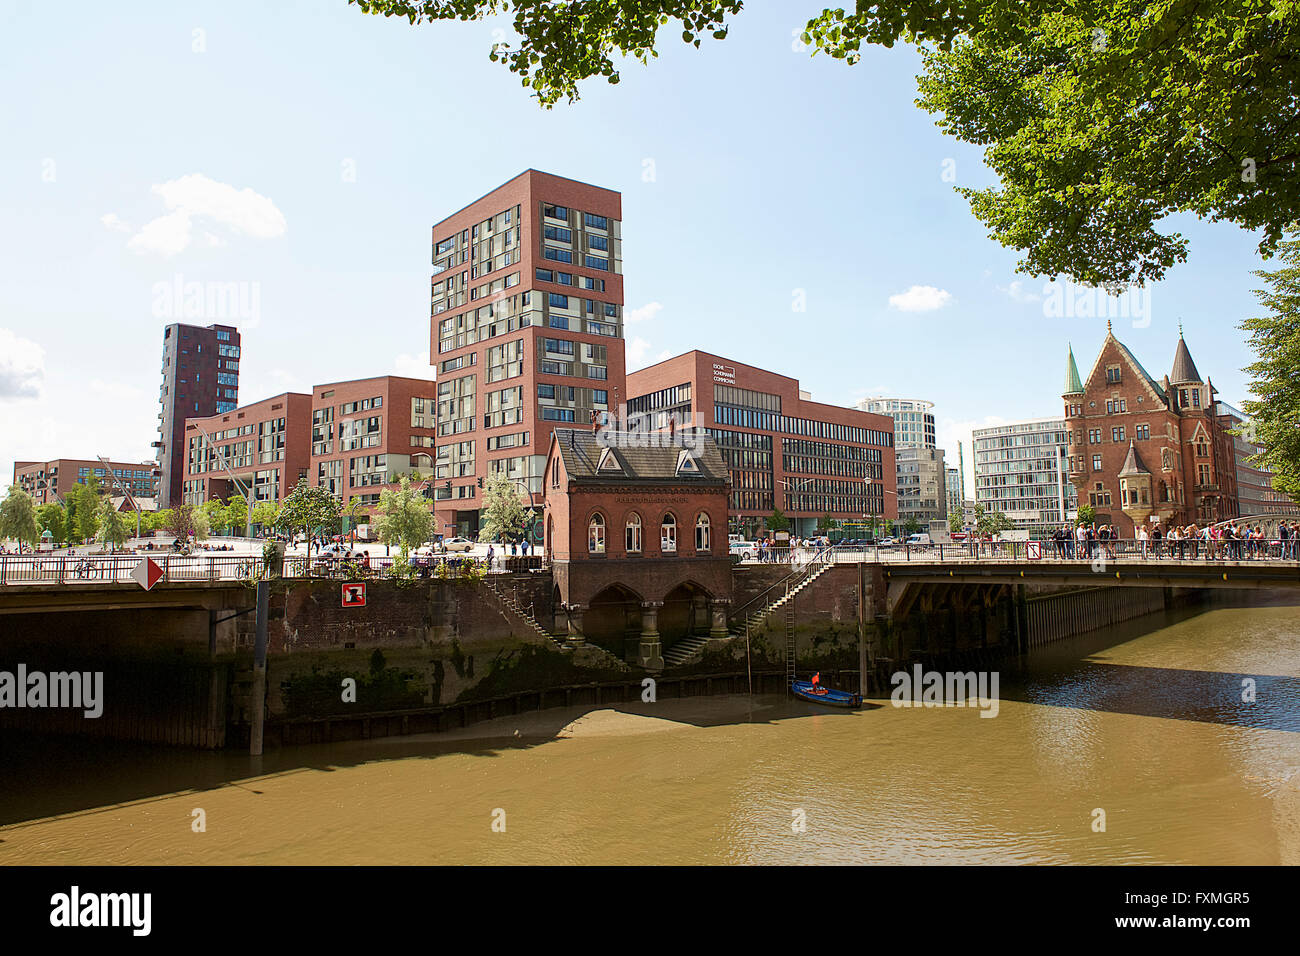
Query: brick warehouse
182,392,313,506
543,424,733,671
1063,323,1237,536
625,351,897,538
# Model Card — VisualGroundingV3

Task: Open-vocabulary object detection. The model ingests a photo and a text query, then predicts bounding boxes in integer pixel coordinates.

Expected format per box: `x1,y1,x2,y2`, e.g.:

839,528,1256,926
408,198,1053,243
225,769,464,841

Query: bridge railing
809,537,1300,565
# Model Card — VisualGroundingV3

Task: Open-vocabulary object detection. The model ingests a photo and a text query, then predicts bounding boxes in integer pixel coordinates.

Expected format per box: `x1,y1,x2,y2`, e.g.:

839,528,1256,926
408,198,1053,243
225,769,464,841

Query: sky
0,0,1275,498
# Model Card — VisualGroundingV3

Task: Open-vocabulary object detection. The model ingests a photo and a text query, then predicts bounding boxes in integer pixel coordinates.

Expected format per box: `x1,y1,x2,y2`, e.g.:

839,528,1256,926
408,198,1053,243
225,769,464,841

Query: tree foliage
97,497,131,551
1241,238,1300,501
373,477,434,559
37,503,67,546
275,480,343,557
478,473,529,543
355,0,1300,283
766,508,790,532
0,486,40,552
65,480,102,544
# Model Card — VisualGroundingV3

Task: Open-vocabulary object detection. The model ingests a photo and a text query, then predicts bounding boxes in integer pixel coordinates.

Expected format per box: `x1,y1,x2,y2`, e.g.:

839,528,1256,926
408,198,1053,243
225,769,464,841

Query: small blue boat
791,679,862,708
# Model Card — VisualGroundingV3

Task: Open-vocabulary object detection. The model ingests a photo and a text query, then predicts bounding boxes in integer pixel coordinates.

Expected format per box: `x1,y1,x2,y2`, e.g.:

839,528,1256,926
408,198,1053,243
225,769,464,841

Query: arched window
588,513,605,554
660,513,677,553
625,512,642,553
695,512,711,552
551,457,560,488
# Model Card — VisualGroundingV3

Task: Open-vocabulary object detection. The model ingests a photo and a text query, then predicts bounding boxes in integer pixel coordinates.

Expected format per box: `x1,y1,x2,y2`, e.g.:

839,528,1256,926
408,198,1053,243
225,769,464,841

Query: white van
906,533,932,547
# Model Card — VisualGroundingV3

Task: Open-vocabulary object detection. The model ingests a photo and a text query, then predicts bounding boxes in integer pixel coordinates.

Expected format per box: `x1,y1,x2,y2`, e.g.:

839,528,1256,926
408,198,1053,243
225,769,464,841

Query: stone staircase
741,560,835,635
482,579,568,651
663,634,710,667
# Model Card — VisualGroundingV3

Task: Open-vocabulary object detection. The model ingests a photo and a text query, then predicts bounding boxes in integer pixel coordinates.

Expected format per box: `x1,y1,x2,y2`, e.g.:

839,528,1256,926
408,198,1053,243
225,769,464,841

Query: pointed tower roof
1063,343,1084,395
1170,326,1202,385
1118,440,1151,477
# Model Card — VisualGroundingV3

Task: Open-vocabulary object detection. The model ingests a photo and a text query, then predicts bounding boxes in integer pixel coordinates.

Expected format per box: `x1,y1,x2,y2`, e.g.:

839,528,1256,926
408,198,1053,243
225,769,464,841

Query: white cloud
999,280,1042,304
626,336,652,370
888,285,952,312
114,174,287,257
0,329,45,399
100,212,131,233
625,301,663,324
393,351,432,379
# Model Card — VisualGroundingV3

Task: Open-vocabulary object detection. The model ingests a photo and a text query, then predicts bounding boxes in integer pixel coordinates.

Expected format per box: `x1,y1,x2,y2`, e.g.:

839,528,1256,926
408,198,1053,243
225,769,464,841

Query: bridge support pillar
709,599,731,639
563,602,586,646
1015,583,1028,653
639,601,665,672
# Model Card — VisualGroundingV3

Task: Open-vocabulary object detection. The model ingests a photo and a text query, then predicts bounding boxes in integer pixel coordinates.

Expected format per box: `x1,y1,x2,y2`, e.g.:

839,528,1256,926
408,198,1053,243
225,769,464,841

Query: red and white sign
1026,541,1043,560
342,582,367,608
131,557,164,590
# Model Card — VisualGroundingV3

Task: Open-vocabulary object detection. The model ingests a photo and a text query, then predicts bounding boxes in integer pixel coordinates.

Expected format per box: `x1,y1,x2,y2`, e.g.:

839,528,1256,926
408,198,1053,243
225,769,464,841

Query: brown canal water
2,595,1299,865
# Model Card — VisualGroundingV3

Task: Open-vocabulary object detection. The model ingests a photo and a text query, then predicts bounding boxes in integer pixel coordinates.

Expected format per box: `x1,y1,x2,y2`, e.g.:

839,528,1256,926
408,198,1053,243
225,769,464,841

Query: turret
1118,440,1153,525
1063,343,1086,487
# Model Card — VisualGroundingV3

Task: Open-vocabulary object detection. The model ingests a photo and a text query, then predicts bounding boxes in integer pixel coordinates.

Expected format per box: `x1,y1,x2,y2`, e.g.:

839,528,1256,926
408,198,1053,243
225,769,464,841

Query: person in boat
810,672,827,695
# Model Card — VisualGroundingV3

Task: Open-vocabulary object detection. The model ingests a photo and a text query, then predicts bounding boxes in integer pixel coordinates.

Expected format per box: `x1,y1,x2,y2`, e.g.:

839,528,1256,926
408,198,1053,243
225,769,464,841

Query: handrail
729,546,835,621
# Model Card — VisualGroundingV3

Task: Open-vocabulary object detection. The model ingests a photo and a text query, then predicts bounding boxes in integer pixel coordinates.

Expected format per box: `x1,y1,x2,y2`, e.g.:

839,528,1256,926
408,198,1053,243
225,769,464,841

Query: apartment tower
429,170,625,537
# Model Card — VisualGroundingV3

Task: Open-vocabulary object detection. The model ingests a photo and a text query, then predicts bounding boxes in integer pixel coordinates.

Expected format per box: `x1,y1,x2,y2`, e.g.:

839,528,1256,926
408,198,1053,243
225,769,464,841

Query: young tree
357,1,1300,285
165,503,200,542
816,512,835,533
37,503,67,547
976,508,1014,538
767,508,790,532
0,486,40,552
224,493,250,537
1241,238,1300,501
275,480,342,558
948,510,962,533
478,473,527,543
251,499,280,532
66,480,101,544
201,498,228,536
97,497,131,551
1076,504,1097,527
374,476,434,560
903,516,921,535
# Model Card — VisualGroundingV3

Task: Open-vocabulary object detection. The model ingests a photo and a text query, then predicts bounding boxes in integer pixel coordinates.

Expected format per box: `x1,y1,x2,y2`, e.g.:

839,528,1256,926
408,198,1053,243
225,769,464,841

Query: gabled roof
1169,331,1202,385
551,428,728,484
1081,325,1167,401
1118,440,1151,477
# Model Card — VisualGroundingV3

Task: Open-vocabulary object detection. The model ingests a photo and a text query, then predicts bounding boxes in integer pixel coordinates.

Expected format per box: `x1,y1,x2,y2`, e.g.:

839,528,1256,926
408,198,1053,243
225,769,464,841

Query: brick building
12,458,159,506
543,425,733,671
625,351,897,538
1063,324,1237,536
309,375,440,515
430,170,626,539
1214,401,1300,521
181,392,313,506
156,323,241,508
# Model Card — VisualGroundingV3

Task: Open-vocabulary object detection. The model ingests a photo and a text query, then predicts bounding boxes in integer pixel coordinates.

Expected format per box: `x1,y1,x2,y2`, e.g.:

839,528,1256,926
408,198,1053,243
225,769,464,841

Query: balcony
1195,483,1220,493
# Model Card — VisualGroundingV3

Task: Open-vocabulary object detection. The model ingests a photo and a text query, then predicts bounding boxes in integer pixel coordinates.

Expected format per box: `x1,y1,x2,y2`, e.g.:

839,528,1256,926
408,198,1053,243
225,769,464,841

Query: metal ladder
784,582,797,689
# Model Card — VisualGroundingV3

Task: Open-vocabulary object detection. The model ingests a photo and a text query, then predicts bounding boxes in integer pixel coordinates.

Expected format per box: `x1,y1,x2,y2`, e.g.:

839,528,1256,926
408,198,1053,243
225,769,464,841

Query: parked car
728,540,759,561
320,543,360,560
442,536,475,553
878,536,898,547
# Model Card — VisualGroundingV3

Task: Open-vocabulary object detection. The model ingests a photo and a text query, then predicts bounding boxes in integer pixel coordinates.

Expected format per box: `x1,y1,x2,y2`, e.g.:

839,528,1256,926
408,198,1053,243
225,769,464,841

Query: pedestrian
487,544,495,570
1138,525,1149,559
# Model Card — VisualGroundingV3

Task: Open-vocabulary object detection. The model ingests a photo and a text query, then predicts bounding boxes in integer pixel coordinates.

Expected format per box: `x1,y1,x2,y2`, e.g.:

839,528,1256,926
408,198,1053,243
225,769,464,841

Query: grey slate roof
552,428,729,484
1118,440,1151,477
1169,334,1202,385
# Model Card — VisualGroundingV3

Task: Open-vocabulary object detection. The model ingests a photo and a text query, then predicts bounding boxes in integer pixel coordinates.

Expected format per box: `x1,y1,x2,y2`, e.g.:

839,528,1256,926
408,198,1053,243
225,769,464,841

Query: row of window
587,512,711,555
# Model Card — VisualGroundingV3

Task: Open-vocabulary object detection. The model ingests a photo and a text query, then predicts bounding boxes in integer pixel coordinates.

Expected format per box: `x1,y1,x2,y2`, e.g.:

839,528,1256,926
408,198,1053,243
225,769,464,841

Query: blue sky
0,0,1273,496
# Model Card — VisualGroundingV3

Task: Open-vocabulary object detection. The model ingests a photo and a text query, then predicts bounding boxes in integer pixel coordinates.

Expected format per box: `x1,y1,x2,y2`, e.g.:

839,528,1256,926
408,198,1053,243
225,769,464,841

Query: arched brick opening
659,581,712,650
584,584,644,659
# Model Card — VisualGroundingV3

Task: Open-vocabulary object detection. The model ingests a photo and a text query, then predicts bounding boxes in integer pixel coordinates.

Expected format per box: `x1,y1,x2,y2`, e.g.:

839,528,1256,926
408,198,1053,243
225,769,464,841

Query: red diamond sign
131,557,164,590
342,582,366,608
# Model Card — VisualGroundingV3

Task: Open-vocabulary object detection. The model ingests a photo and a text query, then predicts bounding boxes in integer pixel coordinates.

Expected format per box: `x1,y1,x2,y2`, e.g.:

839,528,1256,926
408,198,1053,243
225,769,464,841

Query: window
583,254,609,271
1192,389,1201,408
535,268,554,283
625,513,642,553
661,513,677,553
544,226,572,242
584,213,608,230
542,408,575,422
548,293,568,309
1111,426,1125,442
695,513,711,552
1106,365,1121,384
1136,424,1150,440
544,204,568,221
588,234,608,251
588,513,605,554
1093,454,1103,471
544,247,573,263
551,457,559,488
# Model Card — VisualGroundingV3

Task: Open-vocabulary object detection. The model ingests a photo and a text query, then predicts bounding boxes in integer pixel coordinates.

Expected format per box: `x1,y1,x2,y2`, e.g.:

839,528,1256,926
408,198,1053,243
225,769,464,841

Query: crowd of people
1049,521,1300,560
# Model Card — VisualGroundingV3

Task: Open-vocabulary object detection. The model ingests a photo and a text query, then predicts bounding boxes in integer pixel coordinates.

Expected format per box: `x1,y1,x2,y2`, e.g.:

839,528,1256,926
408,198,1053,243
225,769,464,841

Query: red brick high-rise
1063,323,1237,536
429,170,625,538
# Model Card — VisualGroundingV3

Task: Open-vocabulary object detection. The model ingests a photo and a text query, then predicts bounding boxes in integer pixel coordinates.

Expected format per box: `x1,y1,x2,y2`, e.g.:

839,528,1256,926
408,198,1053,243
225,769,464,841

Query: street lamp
861,478,899,540
778,476,818,539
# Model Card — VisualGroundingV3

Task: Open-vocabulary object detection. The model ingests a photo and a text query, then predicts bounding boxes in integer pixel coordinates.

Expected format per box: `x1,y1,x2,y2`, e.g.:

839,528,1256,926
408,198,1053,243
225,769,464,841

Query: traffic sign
131,557,163,590
1026,541,1042,560
342,582,367,608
